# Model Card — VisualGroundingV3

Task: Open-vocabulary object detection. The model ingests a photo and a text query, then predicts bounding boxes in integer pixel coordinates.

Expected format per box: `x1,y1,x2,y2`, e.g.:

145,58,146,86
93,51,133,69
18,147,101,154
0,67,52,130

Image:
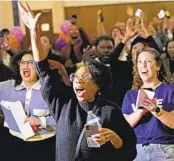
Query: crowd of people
0,2,174,161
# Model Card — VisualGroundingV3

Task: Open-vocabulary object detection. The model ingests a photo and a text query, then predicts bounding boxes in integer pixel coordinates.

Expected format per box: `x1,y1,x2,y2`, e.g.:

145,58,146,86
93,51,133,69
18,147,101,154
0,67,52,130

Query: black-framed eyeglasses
70,73,92,82
18,60,34,66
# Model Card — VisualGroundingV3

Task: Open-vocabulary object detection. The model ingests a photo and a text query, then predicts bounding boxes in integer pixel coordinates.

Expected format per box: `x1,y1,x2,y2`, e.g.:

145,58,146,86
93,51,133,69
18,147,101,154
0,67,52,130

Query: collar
14,80,41,91
78,101,95,113
78,96,104,113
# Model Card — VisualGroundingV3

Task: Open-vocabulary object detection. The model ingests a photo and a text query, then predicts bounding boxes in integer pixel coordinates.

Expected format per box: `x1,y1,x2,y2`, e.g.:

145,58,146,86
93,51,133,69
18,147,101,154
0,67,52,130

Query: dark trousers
1,127,56,161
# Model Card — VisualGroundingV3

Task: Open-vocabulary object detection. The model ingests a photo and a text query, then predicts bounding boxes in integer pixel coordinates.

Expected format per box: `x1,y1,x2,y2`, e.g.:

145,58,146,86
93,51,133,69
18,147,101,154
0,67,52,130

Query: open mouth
75,87,86,97
23,69,31,78
141,71,148,76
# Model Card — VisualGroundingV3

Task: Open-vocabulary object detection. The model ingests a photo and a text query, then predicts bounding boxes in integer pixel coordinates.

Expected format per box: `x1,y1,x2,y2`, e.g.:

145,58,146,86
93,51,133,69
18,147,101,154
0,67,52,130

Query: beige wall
0,1,65,34
64,0,173,7
0,1,14,31
0,0,172,34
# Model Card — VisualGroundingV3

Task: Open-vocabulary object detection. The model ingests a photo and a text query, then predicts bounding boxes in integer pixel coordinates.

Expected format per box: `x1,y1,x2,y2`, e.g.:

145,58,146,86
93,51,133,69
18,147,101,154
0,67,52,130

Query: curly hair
80,49,113,98
10,50,38,86
132,47,168,90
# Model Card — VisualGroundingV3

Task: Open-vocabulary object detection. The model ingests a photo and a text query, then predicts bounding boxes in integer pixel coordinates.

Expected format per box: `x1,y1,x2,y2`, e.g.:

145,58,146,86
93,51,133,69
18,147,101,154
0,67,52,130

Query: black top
35,58,137,161
0,63,14,82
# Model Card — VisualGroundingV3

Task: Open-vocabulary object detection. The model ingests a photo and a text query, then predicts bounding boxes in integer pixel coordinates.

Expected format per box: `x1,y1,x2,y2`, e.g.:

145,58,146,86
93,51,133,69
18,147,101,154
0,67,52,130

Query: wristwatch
152,107,162,116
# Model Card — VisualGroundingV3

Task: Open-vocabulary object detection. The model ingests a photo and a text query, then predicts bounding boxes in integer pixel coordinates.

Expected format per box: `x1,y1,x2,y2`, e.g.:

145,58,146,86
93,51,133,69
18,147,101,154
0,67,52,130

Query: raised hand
139,14,150,37
97,9,104,23
126,5,134,18
122,19,137,43
18,2,41,31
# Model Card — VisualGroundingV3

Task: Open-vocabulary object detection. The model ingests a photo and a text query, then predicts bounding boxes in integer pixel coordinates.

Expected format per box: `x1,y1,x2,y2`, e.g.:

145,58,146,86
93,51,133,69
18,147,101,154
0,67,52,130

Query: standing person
18,2,137,161
93,17,161,107
0,50,56,161
161,40,174,81
0,57,14,161
122,47,174,161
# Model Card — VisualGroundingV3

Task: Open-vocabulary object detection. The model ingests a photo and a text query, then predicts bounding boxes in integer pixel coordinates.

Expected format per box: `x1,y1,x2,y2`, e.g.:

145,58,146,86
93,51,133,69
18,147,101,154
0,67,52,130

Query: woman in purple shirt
122,47,174,161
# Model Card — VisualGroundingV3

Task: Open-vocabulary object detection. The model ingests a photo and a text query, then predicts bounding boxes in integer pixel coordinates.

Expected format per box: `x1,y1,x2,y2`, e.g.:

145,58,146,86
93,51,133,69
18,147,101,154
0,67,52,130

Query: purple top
122,83,174,144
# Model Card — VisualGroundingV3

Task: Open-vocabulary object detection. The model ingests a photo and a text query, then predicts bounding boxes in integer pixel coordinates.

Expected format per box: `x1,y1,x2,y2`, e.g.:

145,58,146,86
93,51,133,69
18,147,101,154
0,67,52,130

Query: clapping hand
142,97,157,112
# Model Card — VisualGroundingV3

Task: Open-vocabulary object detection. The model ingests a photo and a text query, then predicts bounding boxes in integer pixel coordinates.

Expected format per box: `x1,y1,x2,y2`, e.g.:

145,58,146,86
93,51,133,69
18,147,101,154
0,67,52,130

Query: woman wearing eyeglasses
0,50,56,161
18,2,137,161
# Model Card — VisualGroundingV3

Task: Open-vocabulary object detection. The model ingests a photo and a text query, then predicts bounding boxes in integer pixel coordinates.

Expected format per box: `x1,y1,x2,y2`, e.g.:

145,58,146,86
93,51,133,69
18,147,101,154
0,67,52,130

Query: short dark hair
94,35,115,47
83,49,113,97
1,28,10,36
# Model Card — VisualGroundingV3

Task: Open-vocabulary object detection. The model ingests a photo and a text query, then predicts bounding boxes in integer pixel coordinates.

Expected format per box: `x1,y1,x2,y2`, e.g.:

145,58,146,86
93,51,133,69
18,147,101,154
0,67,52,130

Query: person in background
0,52,14,161
122,47,174,161
60,20,91,74
18,2,137,161
0,50,56,161
92,18,137,107
0,28,10,37
94,17,161,107
161,40,174,81
40,36,71,86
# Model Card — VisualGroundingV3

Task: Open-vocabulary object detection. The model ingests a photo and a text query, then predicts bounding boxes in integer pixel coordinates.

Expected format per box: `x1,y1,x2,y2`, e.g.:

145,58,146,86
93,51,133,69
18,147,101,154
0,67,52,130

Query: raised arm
96,9,106,37
18,2,73,120
18,2,46,61
139,15,161,52
110,18,137,61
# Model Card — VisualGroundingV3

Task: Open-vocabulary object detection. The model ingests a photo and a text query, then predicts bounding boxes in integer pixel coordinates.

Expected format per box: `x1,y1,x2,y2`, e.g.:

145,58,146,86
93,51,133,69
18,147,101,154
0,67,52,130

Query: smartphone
158,9,166,19
85,124,100,148
135,8,142,18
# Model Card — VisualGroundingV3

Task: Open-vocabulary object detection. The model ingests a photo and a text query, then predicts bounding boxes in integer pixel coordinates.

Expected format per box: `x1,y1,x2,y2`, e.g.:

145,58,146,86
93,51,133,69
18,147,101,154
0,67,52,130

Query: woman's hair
165,39,174,58
81,49,113,98
109,26,123,36
94,35,115,47
132,47,168,90
10,50,38,86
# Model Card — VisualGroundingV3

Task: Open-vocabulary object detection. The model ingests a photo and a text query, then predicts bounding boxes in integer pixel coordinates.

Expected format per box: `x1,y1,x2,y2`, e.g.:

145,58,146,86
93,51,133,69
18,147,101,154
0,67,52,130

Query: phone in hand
135,8,142,18
85,124,100,148
158,9,166,19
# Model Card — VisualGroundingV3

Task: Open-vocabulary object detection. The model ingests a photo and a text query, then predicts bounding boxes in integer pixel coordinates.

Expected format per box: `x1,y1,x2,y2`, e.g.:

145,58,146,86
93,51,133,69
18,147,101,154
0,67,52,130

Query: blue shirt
122,83,174,144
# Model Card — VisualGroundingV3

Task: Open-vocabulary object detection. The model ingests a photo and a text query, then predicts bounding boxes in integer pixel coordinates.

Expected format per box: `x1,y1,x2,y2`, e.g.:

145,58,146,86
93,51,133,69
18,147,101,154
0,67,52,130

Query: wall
0,1,14,31
0,1,65,34
64,0,174,7
0,0,174,35
65,1,174,40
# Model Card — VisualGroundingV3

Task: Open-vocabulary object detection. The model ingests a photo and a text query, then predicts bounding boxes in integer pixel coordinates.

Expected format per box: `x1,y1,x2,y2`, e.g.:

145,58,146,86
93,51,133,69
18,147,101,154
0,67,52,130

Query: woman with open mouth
0,50,56,161
18,2,137,161
122,47,174,161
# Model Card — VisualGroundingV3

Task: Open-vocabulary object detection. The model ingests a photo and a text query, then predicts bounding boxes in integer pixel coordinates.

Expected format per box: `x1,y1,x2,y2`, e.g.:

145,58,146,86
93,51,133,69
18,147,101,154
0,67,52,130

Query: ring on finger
102,136,105,142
